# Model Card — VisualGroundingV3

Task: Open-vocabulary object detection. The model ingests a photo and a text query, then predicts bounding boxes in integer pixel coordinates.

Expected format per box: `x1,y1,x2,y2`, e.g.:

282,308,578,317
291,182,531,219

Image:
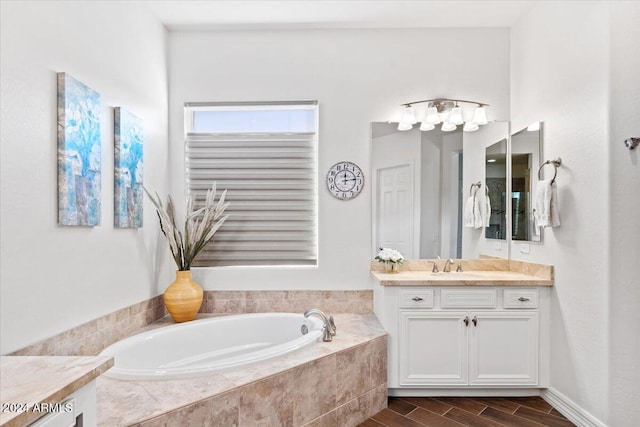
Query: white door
377,164,415,258
469,311,539,385
399,311,468,386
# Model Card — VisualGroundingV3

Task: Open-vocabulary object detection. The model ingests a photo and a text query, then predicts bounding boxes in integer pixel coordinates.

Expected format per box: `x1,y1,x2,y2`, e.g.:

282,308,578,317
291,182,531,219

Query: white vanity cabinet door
399,311,468,386
469,311,539,386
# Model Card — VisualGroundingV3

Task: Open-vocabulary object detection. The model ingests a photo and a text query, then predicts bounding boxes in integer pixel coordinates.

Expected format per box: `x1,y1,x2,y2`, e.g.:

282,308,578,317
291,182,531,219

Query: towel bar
469,181,482,196
538,158,562,184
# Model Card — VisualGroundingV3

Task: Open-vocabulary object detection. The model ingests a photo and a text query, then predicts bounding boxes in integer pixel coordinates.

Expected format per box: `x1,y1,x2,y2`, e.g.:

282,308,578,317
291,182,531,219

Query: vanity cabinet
373,284,549,395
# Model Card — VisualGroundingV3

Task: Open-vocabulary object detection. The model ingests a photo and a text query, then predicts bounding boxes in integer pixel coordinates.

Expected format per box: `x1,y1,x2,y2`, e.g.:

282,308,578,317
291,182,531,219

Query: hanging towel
464,192,483,229
534,179,560,233
483,186,491,228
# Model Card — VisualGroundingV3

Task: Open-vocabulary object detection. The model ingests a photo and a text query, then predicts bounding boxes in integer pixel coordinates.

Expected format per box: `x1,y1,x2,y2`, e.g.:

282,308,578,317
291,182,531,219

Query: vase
163,270,203,322
385,262,399,273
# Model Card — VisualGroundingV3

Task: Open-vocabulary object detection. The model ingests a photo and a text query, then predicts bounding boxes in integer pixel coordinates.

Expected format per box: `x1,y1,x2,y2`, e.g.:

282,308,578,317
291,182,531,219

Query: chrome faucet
428,260,439,273
304,309,337,342
456,261,463,272
443,258,455,273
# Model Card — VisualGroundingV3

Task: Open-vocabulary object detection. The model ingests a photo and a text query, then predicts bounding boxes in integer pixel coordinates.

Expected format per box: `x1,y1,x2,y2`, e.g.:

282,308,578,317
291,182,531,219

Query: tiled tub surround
8,290,373,357
371,259,553,286
97,313,387,427
9,296,167,357
0,356,113,427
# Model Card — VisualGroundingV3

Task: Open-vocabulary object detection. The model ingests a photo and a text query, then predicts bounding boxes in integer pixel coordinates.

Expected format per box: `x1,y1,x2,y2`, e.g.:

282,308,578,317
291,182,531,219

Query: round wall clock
326,161,364,200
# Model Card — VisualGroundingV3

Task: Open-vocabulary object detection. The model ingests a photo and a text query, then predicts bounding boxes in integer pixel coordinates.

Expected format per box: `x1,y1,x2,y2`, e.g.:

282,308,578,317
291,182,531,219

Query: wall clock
326,161,364,200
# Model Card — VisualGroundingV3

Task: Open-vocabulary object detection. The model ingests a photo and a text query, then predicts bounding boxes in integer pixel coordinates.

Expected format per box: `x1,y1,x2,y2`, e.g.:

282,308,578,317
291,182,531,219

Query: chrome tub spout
304,309,336,342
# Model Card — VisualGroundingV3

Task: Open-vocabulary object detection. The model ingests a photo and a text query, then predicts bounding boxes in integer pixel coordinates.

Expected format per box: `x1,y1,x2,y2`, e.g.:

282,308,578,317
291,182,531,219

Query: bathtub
100,313,324,380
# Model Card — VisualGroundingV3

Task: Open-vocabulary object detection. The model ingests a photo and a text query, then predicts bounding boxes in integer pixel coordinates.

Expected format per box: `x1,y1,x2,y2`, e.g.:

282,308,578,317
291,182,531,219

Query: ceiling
144,0,534,31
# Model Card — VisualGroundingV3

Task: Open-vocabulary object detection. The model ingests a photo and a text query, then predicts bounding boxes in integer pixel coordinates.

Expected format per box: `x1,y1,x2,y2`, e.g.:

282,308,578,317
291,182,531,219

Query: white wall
0,1,170,354
510,1,612,423
608,2,640,426
168,28,510,290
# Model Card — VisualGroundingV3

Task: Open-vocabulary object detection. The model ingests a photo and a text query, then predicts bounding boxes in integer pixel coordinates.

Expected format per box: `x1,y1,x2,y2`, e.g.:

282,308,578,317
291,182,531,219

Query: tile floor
359,396,576,427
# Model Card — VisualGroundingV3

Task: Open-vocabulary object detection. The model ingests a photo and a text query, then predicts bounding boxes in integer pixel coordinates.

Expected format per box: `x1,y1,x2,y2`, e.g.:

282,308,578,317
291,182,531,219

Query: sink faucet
456,261,463,272
444,258,455,273
428,260,439,273
304,309,336,342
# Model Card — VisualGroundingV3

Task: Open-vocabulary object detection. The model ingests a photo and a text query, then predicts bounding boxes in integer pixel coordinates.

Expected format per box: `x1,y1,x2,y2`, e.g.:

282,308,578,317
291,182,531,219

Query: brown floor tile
515,406,576,427
357,419,386,427
371,408,426,427
436,397,487,415
363,397,575,427
470,397,520,414
444,407,506,427
550,408,567,419
401,397,453,416
509,396,553,413
480,406,546,427
387,397,417,415
407,407,465,427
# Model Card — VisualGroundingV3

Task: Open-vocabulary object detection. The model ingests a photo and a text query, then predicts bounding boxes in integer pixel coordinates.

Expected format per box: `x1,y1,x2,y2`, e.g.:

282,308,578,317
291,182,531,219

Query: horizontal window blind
186,130,318,267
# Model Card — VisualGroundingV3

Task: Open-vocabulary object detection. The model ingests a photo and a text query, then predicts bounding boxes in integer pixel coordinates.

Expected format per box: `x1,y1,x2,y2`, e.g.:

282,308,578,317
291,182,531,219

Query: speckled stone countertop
96,313,386,427
371,258,554,286
0,356,113,427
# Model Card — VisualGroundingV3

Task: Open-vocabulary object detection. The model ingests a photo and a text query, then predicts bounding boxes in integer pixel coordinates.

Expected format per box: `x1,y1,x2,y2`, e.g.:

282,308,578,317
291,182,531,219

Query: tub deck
97,313,387,426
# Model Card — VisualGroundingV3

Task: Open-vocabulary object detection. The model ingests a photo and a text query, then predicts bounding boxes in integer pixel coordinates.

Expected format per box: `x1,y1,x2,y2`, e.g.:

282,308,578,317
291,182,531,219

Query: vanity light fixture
527,122,541,132
397,98,490,132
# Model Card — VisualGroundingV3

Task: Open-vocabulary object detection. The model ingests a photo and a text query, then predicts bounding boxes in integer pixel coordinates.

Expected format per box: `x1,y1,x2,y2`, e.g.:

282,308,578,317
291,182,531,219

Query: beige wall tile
369,336,387,388
239,370,295,426
336,393,371,427
293,355,337,425
336,343,370,405
369,383,388,416
302,410,337,427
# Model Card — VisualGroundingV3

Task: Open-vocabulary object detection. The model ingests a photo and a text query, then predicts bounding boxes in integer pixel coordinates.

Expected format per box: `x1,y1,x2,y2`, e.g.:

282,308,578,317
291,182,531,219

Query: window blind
186,130,318,267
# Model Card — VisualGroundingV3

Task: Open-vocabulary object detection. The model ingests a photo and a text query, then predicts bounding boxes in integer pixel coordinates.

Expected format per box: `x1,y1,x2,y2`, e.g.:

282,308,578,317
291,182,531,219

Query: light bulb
420,122,435,131
397,122,413,131
425,106,441,124
463,122,479,132
472,107,488,125
400,106,417,125
527,122,540,131
449,105,464,125
441,122,456,132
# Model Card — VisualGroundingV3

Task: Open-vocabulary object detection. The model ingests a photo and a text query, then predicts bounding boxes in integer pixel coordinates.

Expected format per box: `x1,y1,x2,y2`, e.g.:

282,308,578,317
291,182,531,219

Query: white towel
464,193,483,229
483,187,491,228
534,179,560,234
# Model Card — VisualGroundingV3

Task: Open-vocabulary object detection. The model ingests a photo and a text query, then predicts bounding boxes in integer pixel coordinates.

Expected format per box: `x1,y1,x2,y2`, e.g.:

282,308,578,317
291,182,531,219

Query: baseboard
542,387,607,427
389,388,542,397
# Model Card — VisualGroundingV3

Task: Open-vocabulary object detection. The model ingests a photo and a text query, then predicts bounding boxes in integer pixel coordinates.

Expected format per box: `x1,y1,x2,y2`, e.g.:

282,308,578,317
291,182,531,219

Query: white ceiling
144,0,534,31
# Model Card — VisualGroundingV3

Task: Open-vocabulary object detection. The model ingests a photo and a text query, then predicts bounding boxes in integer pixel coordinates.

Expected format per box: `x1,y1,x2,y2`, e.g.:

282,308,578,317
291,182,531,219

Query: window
184,101,318,267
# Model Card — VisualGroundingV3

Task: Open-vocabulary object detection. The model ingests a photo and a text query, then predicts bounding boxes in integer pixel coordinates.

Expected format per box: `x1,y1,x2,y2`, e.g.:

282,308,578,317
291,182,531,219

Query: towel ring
469,181,482,196
538,158,562,184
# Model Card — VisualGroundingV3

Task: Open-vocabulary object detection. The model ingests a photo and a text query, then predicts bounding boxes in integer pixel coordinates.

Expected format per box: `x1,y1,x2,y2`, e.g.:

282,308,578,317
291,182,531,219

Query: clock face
326,161,364,200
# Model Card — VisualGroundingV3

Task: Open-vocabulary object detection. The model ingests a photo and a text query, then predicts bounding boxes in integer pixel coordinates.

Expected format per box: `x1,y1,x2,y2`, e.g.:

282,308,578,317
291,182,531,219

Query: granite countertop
96,313,386,426
371,270,554,286
0,356,113,427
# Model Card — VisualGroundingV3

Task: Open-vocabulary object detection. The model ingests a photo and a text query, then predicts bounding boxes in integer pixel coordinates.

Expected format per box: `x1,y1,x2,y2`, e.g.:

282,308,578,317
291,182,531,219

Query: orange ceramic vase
163,270,203,322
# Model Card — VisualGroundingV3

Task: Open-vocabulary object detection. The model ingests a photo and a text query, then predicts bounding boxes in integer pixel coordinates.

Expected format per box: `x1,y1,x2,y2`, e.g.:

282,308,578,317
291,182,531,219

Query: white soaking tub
100,313,324,380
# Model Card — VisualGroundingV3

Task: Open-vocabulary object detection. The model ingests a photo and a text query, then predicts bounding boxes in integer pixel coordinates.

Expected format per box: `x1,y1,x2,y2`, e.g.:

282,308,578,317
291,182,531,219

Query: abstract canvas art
57,73,101,226
114,107,143,228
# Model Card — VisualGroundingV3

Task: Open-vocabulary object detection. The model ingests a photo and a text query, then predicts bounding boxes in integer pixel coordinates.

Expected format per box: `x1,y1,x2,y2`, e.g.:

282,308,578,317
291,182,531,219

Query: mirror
371,122,509,260
511,122,542,242
485,139,507,240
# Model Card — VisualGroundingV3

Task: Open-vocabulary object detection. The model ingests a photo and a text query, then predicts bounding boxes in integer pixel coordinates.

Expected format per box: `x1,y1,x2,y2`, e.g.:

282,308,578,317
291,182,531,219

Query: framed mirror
485,139,508,240
511,122,543,242
371,122,509,260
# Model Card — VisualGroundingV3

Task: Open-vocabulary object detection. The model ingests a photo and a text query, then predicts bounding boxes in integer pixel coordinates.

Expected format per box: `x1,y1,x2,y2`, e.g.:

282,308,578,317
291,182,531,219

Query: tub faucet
444,258,455,273
304,309,336,342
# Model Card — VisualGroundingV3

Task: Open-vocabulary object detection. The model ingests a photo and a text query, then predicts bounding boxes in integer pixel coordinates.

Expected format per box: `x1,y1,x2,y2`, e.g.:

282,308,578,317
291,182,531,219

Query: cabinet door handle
463,316,469,327
518,297,530,302
472,316,478,327
412,296,424,302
